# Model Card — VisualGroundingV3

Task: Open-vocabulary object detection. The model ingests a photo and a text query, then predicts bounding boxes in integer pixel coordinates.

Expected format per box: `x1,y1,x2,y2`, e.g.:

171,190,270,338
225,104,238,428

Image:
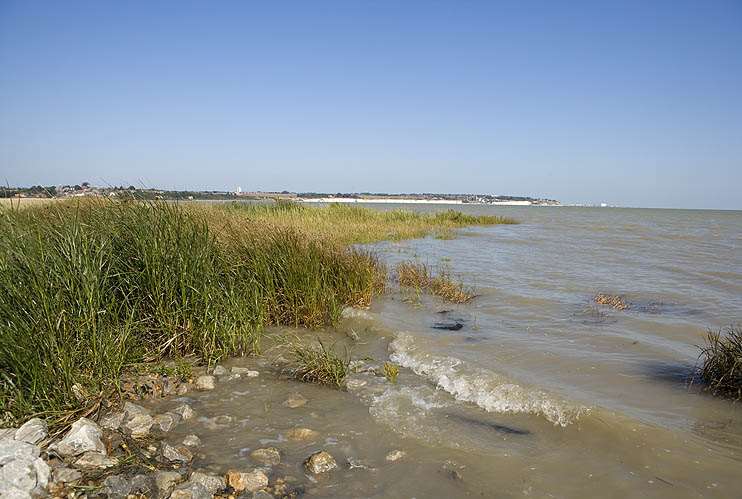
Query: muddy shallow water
150,205,741,498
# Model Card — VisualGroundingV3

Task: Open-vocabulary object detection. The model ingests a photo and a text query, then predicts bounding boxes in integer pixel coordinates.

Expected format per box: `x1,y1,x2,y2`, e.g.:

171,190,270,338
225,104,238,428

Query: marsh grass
290,339,349,388
0,199,382,423
0,199,509,423
221,202,517,245
699,325,742,400
396,261,475,303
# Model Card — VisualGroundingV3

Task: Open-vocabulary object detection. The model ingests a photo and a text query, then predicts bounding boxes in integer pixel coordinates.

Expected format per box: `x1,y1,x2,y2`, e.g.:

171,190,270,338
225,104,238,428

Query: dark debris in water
432,322,464,331
444,412,530,436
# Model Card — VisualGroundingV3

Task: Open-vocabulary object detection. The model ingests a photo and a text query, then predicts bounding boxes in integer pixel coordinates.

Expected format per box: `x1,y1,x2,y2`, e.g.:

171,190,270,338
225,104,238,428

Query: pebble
189,471,226,494
13,418,48,445
283,393,308,408
99,411,126,430
226,469,269,493
250,447,281,466
173,403,195,420
123,413,154,439
304,451,337,474
195,375,216,391
385,449,406,462
153,470,183,498
212,365,228,376
51,417,106,457
161,442,193,463
153,412,180,433
182,434,202,447
286,427,319,441
74,451,118,470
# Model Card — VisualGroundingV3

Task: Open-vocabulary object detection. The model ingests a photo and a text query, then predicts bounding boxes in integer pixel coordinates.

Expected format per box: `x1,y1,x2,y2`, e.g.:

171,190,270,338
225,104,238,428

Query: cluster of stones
0,364,347,498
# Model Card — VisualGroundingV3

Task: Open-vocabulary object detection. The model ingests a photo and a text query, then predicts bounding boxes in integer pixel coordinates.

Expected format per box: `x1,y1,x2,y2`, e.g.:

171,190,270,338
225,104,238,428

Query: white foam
389,333,589,426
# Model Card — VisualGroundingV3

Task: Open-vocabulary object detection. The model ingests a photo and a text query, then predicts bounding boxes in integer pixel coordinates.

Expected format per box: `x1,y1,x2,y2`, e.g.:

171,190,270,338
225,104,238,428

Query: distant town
1,183,561,206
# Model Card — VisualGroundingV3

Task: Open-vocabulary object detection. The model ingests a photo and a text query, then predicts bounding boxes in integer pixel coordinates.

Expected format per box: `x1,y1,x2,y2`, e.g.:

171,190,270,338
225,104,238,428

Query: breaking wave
389,333,590,426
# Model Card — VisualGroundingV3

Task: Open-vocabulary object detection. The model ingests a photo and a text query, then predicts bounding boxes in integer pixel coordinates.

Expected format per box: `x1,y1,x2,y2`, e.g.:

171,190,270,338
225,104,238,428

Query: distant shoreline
298,197,537,206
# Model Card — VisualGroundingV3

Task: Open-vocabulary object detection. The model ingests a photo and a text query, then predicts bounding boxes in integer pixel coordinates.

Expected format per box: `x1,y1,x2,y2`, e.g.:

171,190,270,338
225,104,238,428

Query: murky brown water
150,206,742,498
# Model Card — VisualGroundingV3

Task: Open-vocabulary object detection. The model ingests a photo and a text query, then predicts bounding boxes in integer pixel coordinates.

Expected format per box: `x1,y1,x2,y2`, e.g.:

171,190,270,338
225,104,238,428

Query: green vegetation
290,340,349,388
0,199,512,423
699,325,742,400
396,261,475,303
594,293,629,310
221,201,516,245
383,362,400,384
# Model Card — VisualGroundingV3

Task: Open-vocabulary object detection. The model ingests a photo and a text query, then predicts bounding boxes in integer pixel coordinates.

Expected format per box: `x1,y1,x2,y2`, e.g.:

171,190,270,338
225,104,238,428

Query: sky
1,1,741,209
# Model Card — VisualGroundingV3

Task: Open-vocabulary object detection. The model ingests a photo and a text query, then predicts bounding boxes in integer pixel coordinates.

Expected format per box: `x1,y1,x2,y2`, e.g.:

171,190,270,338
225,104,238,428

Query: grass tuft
699,325,742,400
594,293,629,310
290,340,349,388
396,261,474,303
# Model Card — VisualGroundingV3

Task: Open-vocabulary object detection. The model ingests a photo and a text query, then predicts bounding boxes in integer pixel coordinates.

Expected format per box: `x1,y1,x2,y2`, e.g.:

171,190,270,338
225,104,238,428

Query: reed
290,340,349,388
396,261,474,303
699,325,742,400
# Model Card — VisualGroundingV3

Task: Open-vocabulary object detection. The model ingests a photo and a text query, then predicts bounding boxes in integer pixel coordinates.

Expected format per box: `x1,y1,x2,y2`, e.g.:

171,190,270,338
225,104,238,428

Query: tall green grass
0,200,383,423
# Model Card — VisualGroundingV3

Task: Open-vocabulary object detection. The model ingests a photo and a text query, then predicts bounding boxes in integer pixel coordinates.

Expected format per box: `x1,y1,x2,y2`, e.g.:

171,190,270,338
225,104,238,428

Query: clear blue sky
1,1,740,208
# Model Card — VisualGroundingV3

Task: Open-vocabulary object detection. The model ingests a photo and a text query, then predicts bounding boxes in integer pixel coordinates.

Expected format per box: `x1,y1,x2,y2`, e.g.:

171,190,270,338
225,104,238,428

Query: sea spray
389,333,590,426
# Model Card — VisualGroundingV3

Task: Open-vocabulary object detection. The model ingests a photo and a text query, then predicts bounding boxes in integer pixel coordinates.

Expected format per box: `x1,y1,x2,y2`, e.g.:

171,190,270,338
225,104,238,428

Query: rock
212,365,228,376
124,413,154,439
52,466,82,484
101,474,132,498
249,447,281,466
129,474,157,497
201,415,233,430
195,375,216,391
0,457,37,493
385,449,406,462
170,481,211,499
51,417,105,457
441,460,464,481
32,457,50,490
189,471,226,494
176,384,191,395
14,418,47,445
282,393,307,408
182,434,201,447
252,491,274,499
0,428,17,440
99,411,126,430
0,439,39,466
225,469,268,493
286,427,319,441
154,470,183,498
74,451,118,470
230,367,252,375
161,442,193,464
173,404,195,421
123,401,150,418
346,378,368,391
304,451,337,474
153,412,181,433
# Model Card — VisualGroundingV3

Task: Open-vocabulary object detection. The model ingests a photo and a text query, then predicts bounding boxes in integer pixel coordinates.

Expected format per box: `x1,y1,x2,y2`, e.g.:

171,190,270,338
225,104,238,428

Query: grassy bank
0,200,512,424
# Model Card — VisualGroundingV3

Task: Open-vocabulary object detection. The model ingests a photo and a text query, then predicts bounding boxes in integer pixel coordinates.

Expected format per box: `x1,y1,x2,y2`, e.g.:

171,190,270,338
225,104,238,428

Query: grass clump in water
290,340,349,389
396,261,474,304
594,293,629,310
699,325,742,400
383,362,399,384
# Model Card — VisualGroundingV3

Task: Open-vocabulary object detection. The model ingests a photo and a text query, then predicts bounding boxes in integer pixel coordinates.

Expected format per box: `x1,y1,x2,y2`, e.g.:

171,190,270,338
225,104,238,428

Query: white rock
0,428,17,440
123,413,154,439
14,418,47,445
52,417,106,457
0,439,39,466
212,365,228,376
182,434,201,448
189,471,226,494
74,451,118,470
195,375,216,391
172,404,195,420
282,393,307,408
161,442,193,463
230,367,252,375
0,457,37,492
99,411,126,430
341,307,373,320
32,457,50,490
249,447,281,466
153,413,180,433
123,401,150,418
